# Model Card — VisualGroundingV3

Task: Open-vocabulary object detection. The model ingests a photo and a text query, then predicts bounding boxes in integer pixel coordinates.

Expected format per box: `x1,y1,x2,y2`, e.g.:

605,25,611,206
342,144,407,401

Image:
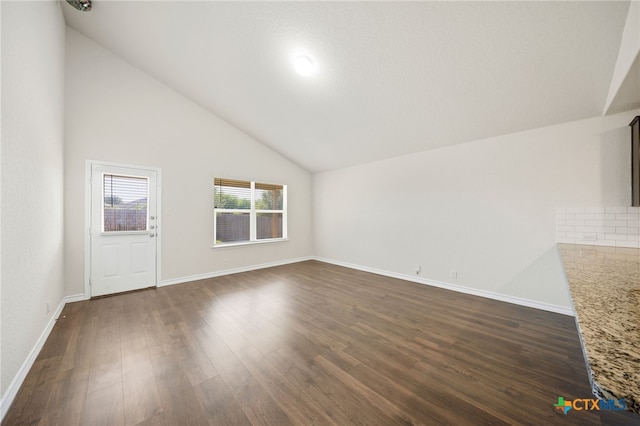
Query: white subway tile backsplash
575,234,608,245
557,207,640,248
616,227,640,234
597,227,616,234
584,220,605,227
594,213,615,220
605,220,627,226
585,207,606,213
575,213,596,220
606,207,627,213
615,213,640,221
575,226,614,234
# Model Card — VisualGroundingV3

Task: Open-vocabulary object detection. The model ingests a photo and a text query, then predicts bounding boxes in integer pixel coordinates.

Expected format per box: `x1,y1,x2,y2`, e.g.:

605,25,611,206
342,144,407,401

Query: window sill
211,238,289,249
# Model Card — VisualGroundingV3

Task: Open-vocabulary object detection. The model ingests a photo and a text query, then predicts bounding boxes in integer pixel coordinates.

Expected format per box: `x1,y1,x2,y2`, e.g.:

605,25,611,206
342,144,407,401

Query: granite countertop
557,243,640,414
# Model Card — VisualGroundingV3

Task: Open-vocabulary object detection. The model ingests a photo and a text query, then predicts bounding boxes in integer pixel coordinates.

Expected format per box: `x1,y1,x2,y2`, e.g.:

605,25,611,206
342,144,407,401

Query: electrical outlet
414,264,421,274
450,270,457,279
46,302,50,315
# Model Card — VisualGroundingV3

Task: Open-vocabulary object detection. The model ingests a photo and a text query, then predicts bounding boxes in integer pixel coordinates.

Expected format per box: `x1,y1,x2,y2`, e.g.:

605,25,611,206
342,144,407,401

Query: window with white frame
214,178,287,245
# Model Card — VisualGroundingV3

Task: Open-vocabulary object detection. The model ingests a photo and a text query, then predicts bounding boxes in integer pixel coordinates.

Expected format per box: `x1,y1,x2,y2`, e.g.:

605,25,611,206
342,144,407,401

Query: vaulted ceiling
63,1,637,173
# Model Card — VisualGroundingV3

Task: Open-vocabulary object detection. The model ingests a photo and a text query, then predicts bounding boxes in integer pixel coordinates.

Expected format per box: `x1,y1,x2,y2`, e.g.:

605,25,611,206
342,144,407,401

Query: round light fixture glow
293,55,315,76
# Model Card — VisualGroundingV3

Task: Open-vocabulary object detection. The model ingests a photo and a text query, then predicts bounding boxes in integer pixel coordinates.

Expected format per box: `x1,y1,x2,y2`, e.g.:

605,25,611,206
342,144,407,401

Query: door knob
150,233,155,237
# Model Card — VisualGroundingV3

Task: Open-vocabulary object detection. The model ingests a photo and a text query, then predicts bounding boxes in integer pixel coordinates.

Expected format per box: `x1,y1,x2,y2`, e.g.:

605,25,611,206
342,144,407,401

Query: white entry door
90,164,159,297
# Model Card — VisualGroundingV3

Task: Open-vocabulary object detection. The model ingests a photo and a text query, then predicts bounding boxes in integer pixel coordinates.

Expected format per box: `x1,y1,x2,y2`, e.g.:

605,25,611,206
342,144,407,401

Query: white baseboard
64,293,89,303
159,256,314,287
0,295,78,422
313,257,575,316
161,255,573,315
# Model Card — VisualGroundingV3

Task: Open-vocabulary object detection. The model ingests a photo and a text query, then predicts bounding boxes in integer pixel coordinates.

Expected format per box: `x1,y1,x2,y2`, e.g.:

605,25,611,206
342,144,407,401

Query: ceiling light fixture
66,0,92,12
293,55,315,76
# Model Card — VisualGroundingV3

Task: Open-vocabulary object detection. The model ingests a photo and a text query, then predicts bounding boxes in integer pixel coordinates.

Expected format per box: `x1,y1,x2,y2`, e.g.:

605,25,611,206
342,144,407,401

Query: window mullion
250,181,256,241
283,184,288,239
213,203,218,243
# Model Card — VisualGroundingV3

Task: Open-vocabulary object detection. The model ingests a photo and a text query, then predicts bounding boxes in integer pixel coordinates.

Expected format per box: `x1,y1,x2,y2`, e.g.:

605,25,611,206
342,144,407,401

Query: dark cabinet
632,116,640,206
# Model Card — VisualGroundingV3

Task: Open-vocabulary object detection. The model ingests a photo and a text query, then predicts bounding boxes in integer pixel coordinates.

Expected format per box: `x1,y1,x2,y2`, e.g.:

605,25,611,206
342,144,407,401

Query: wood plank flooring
3,260,639,425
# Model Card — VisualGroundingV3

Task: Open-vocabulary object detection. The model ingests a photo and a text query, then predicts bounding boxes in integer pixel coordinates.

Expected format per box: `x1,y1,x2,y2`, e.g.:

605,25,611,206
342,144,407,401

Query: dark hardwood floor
3,260,639,425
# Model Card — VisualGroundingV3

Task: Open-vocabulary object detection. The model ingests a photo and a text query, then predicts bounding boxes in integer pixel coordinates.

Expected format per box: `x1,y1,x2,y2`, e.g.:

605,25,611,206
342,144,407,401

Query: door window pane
103,174,149,232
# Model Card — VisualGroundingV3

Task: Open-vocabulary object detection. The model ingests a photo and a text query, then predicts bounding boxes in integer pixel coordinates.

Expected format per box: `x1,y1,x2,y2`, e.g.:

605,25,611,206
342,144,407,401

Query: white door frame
84,160,162,298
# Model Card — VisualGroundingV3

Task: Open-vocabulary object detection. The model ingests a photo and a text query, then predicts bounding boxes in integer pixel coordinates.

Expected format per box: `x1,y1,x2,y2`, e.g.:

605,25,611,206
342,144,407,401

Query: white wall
313,109,640,310
1,0,66,395
65,28,313,296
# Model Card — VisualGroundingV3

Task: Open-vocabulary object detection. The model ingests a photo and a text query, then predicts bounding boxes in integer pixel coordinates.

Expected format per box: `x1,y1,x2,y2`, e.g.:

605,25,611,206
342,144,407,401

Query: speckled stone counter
558,243,640,414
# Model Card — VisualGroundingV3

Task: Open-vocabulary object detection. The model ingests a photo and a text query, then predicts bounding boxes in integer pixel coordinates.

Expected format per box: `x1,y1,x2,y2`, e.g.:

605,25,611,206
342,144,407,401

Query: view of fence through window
214,178,286,244
103,174,149,232
255,182,284,240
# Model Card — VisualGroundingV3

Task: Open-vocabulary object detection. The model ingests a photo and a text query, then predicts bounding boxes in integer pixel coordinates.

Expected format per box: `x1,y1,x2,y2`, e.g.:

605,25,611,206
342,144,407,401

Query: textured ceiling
63,1,632,173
